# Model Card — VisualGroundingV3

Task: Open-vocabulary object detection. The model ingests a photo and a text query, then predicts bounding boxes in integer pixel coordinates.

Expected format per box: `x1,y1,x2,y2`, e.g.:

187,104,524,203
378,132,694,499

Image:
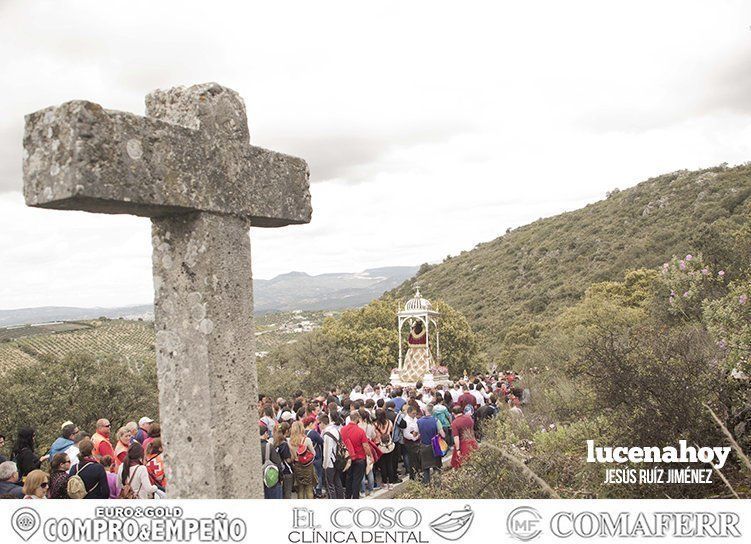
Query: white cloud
1,0,750,308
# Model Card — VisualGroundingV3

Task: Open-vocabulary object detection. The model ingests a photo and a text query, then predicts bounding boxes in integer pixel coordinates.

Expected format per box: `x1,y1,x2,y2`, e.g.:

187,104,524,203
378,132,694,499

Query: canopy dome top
403,286,432,312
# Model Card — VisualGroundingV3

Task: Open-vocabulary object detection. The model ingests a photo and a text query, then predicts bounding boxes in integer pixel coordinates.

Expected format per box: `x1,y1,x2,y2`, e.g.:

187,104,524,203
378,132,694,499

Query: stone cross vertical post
22,83,312,498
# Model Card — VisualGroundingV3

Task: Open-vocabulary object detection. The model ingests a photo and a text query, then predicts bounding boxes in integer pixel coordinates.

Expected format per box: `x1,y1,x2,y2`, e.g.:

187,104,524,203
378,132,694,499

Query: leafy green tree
320,297,479,377
258,296,479,396
704,277,751,375
0,351,158,454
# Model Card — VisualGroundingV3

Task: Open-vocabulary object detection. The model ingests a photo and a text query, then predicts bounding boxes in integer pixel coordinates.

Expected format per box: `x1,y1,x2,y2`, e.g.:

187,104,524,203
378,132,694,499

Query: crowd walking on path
0,371,527,499
258,372,528,499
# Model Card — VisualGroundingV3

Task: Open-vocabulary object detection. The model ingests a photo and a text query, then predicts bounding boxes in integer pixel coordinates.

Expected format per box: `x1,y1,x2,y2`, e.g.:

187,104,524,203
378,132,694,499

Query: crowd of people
0,371,527,500
0,417,165,499
258,372,528,499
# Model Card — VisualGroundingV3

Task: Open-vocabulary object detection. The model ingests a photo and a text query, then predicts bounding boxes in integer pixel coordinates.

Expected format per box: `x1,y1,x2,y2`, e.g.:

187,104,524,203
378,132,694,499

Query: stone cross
22,83,312,498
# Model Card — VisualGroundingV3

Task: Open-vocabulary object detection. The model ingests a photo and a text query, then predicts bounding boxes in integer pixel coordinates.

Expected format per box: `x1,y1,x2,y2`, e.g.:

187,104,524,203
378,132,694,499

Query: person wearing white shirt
450,385,461,403
363,384,374,400
116,443,157,499
471,387,484,407
321,413,344,499
350,386,364,402
403,406,421,481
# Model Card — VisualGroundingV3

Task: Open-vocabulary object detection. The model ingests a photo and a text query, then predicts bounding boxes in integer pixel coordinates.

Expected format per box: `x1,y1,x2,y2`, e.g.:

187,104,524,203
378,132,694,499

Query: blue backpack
392,412,405,444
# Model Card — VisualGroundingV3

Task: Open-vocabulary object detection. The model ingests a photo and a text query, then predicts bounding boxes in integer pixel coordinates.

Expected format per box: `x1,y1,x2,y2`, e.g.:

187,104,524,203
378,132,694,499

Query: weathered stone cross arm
21,83,312,499
23,83,311,227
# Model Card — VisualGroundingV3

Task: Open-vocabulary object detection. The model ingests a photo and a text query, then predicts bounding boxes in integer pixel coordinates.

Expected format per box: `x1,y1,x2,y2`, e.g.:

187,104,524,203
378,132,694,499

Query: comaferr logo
505,508,742,539
550,511,741,538
507,507,542,541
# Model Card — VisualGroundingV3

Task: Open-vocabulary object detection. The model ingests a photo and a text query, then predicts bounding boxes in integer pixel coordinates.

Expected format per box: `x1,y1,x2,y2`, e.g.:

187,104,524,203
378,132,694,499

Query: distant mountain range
0,266,419,327
254,266,418,313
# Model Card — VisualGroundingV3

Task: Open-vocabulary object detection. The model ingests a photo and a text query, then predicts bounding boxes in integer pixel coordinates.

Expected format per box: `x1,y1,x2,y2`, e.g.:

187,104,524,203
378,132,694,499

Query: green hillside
390,163,751,358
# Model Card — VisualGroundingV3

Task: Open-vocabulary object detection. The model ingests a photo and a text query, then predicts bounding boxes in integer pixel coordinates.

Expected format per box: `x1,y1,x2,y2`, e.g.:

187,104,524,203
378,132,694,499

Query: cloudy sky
1,0,751,309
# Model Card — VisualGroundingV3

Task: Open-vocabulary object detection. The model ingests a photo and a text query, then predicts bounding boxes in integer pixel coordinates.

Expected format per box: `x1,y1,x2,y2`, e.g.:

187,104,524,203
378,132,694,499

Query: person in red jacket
450,405,478,469
457,384,477,412
91,419,115,468
339,411,372,499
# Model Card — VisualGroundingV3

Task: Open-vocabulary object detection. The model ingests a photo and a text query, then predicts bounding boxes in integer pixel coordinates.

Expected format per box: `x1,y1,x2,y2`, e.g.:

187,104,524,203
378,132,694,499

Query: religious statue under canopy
391,287,443,386
408,320,427,346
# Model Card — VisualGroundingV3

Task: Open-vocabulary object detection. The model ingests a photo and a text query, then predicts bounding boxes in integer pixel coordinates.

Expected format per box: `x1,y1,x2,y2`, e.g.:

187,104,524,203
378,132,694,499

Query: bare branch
704,403,751,474
480,442,561,498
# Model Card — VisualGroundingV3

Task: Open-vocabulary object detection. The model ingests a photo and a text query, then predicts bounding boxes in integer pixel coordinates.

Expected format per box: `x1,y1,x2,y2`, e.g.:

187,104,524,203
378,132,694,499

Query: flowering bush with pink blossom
660,253,726,320
704,278,751,374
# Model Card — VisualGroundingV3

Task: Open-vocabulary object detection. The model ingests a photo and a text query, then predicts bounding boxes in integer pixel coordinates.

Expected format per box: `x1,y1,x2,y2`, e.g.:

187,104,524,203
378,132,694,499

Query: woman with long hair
12,426,47,479
358,409,378,495
289,421,316,499
373,408,396,489
116,442,157,499
273,422,293,499
22,469,49,499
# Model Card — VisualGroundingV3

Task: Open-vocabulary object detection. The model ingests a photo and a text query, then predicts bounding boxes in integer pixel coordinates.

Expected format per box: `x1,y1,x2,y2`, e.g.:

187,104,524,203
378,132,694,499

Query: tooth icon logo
429,505,474,541
11,507,41,541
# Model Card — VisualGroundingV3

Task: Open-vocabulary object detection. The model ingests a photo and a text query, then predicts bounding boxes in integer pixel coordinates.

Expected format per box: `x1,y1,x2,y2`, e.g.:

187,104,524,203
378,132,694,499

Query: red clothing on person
114,442,129,469
92,432,115,461
457,392,476,410
340,422,368,461
450,414,478,469
146,453,166,488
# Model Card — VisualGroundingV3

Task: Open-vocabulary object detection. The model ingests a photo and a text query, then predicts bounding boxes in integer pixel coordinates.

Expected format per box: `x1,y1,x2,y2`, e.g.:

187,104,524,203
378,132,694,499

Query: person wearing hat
134,417,153,444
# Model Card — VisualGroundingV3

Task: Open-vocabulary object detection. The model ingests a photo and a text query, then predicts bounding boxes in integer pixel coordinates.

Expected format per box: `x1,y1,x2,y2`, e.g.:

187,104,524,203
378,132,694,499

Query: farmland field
0,311,333,375
0,319,155,375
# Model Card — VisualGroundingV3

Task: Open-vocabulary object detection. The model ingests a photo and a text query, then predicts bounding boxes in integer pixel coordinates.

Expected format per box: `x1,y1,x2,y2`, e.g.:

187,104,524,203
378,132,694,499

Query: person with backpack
116,442,156,499
373,408,396,490
273,422,293,499
260,424,283,499
417,404,445,485
433,395,454,451
393,405,409,480
340,410,372,499
304,416,325,498
67,438,109,499
321,413,345,499
289,421,316,499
